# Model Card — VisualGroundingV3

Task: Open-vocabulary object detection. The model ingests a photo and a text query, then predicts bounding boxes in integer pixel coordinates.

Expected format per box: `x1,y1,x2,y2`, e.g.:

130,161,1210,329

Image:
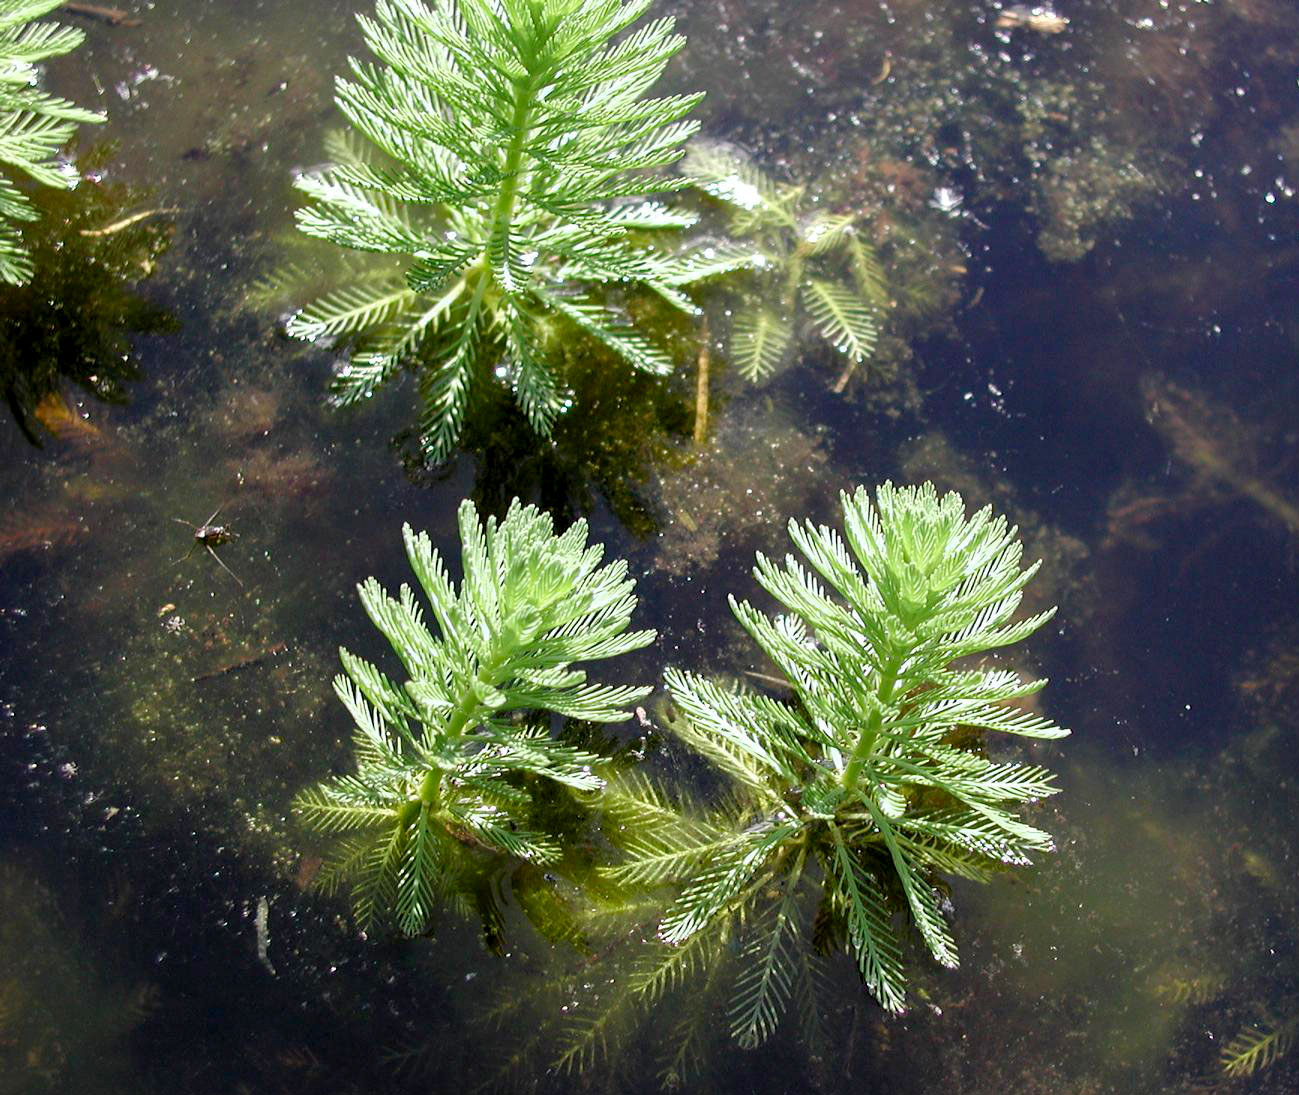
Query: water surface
3,1,1299,1092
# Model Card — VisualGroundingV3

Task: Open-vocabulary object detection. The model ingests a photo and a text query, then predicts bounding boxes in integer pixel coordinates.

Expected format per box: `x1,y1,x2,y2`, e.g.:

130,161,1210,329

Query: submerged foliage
0,142,175,445
1221,1009,1299,1078
288,0,750,462
609,482,1067,1046
295,499,655,936
682,140,885,383
0,0,103,285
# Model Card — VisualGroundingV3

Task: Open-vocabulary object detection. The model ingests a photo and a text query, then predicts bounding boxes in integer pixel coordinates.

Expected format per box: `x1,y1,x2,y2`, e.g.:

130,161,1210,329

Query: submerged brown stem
61,3,142,27
79,208,177,237
191,642,287,684
831,357,856,394
693,319,711,445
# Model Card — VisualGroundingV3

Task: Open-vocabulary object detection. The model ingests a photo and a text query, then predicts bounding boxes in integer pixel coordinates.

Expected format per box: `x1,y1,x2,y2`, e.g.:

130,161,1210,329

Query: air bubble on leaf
715,177,763,210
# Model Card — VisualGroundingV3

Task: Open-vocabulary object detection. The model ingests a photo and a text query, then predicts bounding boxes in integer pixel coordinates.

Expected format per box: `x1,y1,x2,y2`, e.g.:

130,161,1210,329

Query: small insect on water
173,505,244,587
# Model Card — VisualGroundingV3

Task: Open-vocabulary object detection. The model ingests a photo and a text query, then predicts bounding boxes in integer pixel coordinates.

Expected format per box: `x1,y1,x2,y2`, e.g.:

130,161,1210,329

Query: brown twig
743,669,789,689
61,3,141,26
693,318,711,445
830,357,856,394
79,207,177,237
192,642,287,684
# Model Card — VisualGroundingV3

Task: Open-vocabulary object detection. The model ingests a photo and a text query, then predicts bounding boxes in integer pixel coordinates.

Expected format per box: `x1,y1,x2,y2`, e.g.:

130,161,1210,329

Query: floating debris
255,896,276,977
995,5,1069,33
192,641,287,684
79,207,177,238
61,3,143,27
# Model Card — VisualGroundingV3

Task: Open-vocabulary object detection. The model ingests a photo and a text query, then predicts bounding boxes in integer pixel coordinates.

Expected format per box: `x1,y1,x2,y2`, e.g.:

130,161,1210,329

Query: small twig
693,318,711,445
79,207,177,237
254,896,276,976
743,669,789,689
830,357,856,394
192,642,287,684
61,3,142,26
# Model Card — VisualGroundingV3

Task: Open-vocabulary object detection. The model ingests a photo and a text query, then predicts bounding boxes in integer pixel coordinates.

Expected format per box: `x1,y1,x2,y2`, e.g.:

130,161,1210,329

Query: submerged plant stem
694,319,711,445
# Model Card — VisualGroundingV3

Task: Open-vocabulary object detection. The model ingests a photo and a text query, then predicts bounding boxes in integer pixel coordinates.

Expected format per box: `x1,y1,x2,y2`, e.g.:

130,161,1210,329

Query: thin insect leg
172,517,199,530
170,543,199,565
205,543,244,588
202,505,225,526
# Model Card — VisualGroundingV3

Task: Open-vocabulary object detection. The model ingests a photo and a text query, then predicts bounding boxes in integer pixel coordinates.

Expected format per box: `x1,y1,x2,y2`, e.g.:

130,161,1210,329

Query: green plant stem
417,774,442,811
840,652,903,790
415,650,507,806
780,250,804,313
487,76,538,275
398,799,422,828
786,839,808,894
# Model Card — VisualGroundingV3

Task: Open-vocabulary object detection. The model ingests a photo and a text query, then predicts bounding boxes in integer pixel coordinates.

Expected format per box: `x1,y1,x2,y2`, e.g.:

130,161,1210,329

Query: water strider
171,505,243,587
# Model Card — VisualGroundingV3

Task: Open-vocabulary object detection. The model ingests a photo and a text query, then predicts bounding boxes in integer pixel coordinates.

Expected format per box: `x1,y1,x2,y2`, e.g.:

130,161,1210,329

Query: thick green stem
416,768,442,811
415,649,508,806
840,652,904,790
485,75,537,279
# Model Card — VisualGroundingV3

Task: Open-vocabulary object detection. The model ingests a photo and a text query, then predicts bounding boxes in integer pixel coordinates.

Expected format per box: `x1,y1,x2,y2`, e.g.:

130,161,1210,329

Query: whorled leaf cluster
287,0,753,463
295,498,655,935
681,140,885,383
298,482,1068,1067
616,482,1067,1045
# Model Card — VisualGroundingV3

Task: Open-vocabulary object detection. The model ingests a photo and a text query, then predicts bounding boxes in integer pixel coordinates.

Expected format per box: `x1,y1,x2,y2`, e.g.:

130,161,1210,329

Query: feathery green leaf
286,0,729,459
637,482,1067,1033
0,0,104,284
1222,1013,1299,1078
295,497,653,937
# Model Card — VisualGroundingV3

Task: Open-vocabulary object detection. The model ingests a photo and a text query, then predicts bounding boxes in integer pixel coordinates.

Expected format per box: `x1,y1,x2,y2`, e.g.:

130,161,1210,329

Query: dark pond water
2,1,1299,1093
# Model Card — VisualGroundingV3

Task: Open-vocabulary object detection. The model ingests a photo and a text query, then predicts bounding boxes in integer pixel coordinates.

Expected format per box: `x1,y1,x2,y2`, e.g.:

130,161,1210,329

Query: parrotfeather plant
682,140,885,383
295,498,655,936
0,0,104,285
1221,1009,1299,1079
606,481,1068,1046
287,0,752,462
